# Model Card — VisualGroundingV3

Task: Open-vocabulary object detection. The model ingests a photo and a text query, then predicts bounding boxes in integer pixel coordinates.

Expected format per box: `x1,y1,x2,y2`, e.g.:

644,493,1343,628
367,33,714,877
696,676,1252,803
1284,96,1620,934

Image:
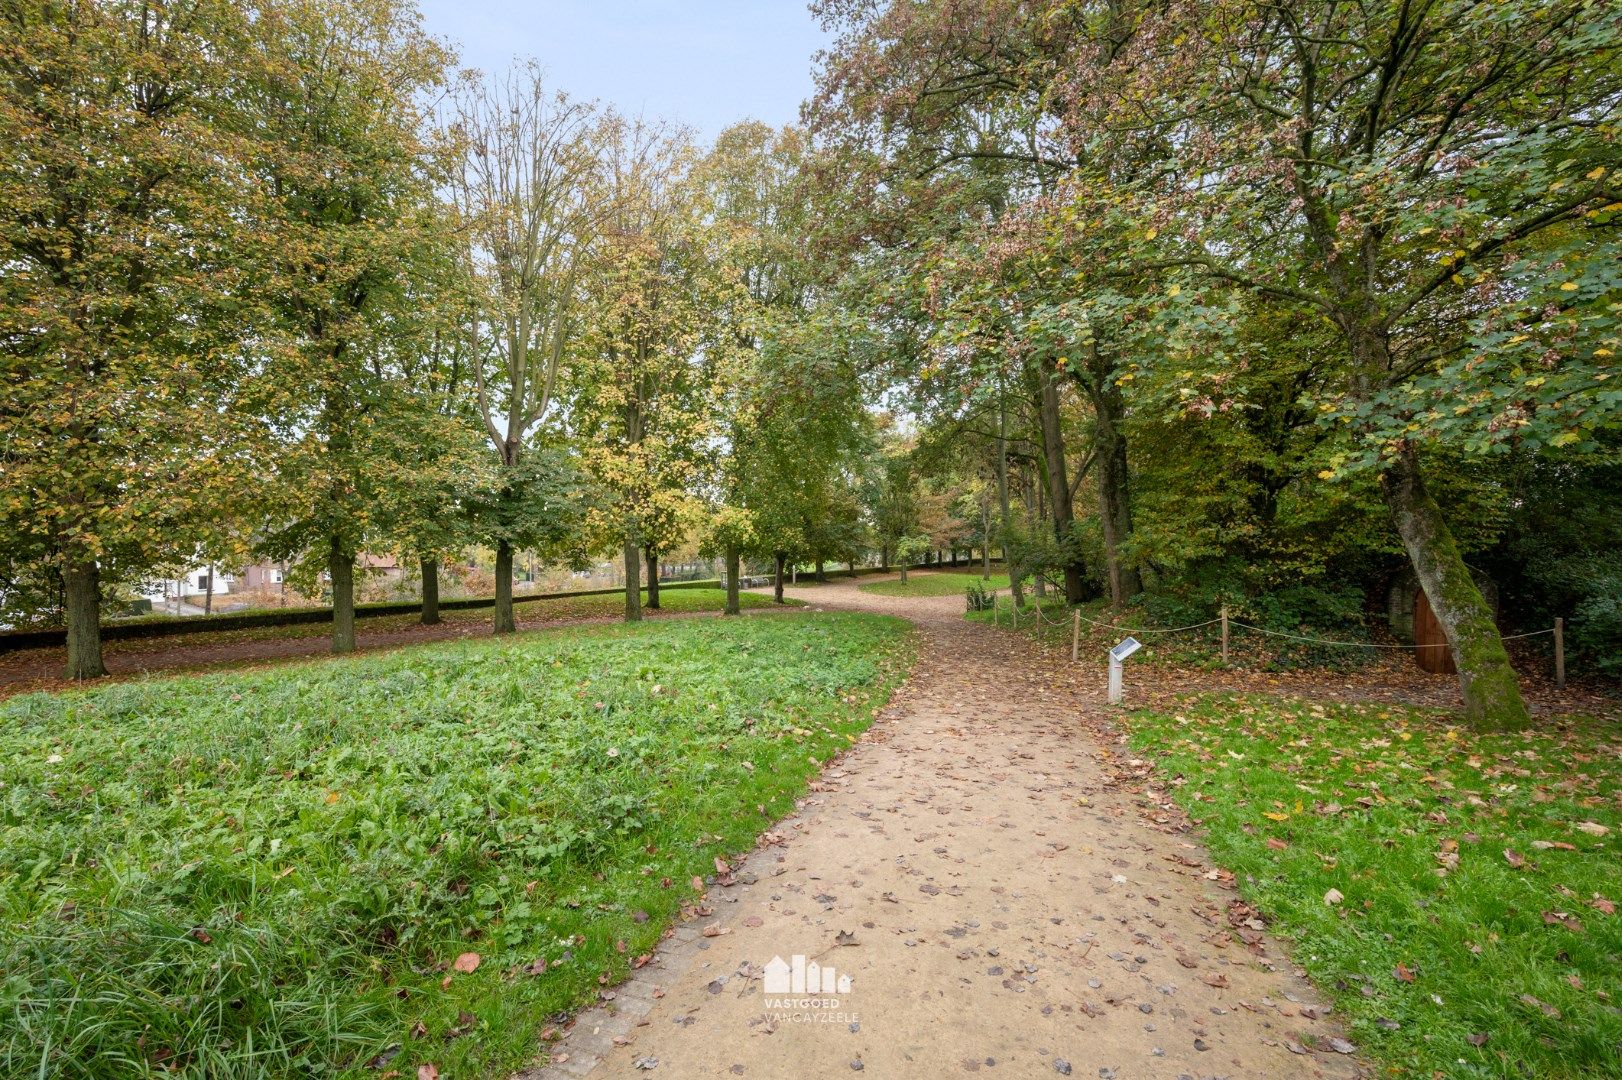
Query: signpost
1108,636,1141,705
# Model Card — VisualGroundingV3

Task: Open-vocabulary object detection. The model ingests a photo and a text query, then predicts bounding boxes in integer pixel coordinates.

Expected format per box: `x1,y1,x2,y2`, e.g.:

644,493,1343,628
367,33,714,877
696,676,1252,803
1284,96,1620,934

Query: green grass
6,588,794,666
0,611,911,1078
860,570,1010,598
1124,695,1622,1078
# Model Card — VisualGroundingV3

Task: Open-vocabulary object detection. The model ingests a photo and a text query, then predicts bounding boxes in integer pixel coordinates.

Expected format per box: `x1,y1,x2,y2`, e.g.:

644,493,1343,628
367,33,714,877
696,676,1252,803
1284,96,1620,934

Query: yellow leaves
1550,432,1581,448
1560,282,1579,291
1317,469,1336,480
1585,166,1606,180
1594,348,1613,358
1166,284,1182,298
1145,227,1158,241
1262,810,1290,821
324,790,340,805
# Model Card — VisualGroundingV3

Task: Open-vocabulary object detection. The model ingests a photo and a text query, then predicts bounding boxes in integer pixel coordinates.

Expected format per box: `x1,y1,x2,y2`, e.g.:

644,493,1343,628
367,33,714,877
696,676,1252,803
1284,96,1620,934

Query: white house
139,565,235,611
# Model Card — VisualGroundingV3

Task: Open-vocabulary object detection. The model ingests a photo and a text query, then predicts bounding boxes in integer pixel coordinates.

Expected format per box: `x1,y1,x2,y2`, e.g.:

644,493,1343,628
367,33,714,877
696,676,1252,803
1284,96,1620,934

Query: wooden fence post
1555,617,1565,690
1220,605,1229,667
1071,609,1080,662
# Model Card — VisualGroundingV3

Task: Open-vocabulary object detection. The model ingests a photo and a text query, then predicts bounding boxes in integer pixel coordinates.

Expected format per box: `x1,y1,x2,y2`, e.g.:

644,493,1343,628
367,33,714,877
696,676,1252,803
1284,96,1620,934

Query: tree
446,63,600,633
244,0,453,655
571,114,737,622
0,0,258,678
1085,0,1621,725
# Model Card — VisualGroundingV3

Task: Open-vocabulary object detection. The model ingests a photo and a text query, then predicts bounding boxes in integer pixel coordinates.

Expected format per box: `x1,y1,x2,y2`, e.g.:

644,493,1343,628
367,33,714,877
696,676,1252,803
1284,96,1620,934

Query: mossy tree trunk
1072,347,1141,608
62,556,107,680
420,557,439,625
329,536,356,654
995,386,1026,610
1030,364,1085,604
1383,446,1528,729
773,551,787,603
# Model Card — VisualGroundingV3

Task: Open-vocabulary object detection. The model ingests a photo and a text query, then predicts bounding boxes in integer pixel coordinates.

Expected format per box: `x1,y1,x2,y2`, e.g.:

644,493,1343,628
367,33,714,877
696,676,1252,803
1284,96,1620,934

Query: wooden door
1413,590,1456,674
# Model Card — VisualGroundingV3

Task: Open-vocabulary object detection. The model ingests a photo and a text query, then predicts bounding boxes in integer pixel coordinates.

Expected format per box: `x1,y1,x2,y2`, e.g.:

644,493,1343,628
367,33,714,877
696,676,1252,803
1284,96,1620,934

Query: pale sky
416,0,831,141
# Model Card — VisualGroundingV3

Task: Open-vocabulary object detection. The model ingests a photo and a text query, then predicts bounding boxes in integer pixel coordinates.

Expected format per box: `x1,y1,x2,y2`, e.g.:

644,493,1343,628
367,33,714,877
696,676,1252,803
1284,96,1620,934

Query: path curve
520,575,1364,1080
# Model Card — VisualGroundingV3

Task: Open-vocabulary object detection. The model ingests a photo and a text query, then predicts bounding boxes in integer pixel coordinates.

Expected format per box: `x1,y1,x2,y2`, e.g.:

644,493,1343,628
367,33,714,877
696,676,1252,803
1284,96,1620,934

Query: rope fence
989,591,1569,689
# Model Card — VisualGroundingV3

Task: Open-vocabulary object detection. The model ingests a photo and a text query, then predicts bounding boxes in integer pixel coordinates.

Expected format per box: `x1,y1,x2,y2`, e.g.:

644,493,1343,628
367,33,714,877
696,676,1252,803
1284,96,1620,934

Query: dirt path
519,577,1364,1080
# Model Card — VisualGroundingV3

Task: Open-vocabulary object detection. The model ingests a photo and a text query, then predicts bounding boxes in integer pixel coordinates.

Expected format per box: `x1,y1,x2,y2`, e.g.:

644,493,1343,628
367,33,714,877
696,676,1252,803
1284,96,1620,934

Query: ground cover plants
0,611,911,1077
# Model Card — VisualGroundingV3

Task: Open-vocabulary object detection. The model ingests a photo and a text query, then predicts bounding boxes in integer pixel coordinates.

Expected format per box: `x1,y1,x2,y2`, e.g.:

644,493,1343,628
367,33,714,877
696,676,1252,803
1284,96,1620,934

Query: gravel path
519,577,1364,1080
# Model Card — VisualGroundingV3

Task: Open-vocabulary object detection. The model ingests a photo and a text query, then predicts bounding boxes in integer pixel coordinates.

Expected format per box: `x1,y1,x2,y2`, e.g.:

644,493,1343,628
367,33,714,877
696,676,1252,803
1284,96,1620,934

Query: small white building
139,565,235,611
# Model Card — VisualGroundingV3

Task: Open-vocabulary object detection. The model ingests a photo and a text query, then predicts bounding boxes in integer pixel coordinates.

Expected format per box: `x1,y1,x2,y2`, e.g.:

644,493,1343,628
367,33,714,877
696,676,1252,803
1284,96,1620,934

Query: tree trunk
493,540,516,634
900,562,909,583
204,570,214,615
1382,447,1528,728
329,536,356,654
623,540,642,622
645,546,660,609
880,544,889,570
996,387,1026,609
725,543,741,615
1032,365,1085,603
1093,381,1141,607
62,556,107,680
815,559,827,583
774,551,787,603
421,557,440,625
981,541,991,580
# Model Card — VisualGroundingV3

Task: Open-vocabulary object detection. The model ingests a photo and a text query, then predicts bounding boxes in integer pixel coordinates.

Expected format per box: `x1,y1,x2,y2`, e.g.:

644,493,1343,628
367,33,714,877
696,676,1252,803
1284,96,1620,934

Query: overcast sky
416,1,832,141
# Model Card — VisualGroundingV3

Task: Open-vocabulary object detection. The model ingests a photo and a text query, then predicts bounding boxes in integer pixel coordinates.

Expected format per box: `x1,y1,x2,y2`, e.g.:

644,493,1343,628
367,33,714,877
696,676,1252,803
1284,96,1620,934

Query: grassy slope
0,611,910,1078
1125,695,1620,1078
860,571,1010,598
3,588,794,664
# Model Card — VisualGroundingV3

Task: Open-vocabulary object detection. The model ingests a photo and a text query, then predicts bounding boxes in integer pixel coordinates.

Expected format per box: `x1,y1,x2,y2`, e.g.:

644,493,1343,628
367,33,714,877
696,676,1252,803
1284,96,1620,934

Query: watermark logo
760,954,857,1025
